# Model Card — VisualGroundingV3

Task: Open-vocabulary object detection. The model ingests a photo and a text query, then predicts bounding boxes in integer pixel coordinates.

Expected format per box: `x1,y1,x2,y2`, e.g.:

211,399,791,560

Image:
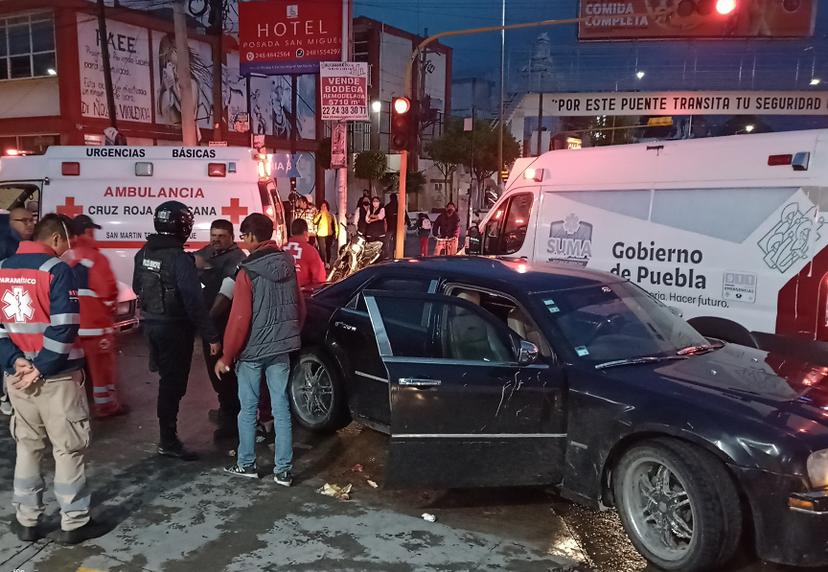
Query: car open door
363,290,567,488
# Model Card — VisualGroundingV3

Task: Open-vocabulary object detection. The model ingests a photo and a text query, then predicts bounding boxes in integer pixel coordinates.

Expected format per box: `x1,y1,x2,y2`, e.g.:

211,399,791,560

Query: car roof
372,256,621,293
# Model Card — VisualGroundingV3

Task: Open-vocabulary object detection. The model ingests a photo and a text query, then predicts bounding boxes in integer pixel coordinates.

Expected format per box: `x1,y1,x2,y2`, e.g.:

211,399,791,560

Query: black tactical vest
135,244,185,317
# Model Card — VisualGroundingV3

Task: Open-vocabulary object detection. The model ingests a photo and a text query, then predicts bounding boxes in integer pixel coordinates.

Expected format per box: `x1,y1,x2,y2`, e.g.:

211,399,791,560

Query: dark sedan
289,257,828,571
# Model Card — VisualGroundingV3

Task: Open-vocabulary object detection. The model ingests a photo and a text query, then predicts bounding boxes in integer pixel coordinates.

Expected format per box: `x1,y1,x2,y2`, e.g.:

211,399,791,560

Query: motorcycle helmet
154,200,194,242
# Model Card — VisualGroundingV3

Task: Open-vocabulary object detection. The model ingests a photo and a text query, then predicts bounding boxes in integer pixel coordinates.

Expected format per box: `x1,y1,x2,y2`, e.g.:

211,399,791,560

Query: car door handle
334,321,357,332
399,378,442,387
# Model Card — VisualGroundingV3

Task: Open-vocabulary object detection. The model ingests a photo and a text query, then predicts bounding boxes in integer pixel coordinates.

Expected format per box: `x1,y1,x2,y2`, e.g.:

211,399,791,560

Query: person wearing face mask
0,214,105,545
432,202,461,256
365,197,386,245
353,197,371,236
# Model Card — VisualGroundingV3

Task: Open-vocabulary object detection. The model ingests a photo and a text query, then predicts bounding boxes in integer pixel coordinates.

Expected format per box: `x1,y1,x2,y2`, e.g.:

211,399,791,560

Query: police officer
133,201,220,461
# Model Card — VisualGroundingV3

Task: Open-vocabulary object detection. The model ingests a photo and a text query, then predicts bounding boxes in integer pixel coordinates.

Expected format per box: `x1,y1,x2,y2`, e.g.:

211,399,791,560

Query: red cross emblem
57,197,83,218
222,198,248,224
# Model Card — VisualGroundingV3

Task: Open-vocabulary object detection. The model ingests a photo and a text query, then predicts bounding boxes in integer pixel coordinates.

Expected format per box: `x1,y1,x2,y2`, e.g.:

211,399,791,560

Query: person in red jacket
284,219,327,290
64,215,124,418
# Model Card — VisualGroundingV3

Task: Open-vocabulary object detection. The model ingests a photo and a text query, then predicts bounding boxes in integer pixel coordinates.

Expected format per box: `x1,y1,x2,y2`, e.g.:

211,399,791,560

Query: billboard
578,0,815,40
320,61,368,121
239,0,344,75
531,91,828,116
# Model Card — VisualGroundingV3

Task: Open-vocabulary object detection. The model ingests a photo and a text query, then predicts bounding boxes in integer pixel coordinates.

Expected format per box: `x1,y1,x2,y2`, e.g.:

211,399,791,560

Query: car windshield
534,282,709,364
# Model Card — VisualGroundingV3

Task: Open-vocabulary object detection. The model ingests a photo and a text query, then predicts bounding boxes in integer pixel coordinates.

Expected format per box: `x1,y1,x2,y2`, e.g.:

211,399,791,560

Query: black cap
72,214,101,234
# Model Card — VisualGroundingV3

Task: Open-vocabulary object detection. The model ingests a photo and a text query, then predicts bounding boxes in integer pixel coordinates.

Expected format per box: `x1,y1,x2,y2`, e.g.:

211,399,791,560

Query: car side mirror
467,225,482,255
512,335,539,366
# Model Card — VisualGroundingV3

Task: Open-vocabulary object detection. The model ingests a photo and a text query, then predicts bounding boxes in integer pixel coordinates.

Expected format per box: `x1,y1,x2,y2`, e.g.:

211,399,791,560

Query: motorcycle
327,226,384,283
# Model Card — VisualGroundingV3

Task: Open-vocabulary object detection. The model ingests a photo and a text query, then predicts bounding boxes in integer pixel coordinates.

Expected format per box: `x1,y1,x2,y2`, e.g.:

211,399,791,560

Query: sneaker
57,519,107,545
224,463,259,478
12,521,41,542
274,470,293,487
157,441,199,461
0,396,12,416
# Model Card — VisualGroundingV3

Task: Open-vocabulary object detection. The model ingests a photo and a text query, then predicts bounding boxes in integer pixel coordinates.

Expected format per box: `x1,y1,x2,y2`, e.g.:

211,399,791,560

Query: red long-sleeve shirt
220,241,305,365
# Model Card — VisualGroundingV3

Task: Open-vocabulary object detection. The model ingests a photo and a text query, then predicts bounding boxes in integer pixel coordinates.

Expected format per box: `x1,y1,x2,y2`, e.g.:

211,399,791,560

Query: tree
380,170,427,195
353,150,387,194
463,119,520,195
427,118,466,203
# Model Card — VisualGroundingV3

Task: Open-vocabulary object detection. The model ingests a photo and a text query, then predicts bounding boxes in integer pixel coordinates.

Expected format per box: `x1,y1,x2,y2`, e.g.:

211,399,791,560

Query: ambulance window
0,183,39,212
483,193,533,255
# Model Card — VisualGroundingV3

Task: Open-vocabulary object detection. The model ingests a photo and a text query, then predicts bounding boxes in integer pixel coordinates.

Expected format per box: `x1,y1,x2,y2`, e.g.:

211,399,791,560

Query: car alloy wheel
620,455,696,563
291,354,334,426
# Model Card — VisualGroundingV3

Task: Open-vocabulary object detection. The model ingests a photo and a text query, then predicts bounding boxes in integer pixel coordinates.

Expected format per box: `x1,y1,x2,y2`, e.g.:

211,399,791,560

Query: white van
0,146,287,330
468,129,828,361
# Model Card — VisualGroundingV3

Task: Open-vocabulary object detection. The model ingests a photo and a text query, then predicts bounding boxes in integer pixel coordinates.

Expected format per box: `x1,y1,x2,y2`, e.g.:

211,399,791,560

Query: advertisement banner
536,91,828,116
239,0,343,75
330,121,347,168
578,0,815,40
77,15,152,123
320,62,368,121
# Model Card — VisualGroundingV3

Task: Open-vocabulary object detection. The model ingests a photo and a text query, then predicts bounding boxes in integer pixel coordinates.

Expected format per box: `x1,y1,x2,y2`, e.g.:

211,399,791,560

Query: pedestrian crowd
0,190,464,546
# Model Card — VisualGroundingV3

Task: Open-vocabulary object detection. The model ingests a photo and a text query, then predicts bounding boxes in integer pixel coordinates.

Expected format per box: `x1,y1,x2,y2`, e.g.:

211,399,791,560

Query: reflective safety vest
0,241,83,377
64,236,118,337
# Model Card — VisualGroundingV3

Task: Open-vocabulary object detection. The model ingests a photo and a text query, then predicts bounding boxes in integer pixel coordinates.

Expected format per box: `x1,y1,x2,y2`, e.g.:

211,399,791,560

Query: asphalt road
0,333,800,572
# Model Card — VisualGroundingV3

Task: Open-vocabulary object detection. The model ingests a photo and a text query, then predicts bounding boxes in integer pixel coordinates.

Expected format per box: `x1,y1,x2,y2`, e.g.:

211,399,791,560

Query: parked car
290,256,828,571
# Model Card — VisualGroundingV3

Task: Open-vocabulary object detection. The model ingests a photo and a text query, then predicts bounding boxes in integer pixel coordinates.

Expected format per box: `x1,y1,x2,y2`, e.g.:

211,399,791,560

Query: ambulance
0,146,287,331
468,129,828,362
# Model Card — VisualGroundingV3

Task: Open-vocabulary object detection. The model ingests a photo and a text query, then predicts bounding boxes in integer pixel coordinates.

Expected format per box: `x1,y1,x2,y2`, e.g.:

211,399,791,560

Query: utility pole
536,77,544,155
173,0,198,145
97,0,117,129
337,0,350,248
497,0,505,191
210,0,224,141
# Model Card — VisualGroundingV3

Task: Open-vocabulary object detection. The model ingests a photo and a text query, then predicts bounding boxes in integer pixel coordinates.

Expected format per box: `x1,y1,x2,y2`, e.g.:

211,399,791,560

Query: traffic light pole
395,16,584,258
394,149,408,259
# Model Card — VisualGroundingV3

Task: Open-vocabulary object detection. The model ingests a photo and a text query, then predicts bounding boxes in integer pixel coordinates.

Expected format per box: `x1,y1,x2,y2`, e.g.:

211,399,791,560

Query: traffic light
676,0,736,16
391,96,414,151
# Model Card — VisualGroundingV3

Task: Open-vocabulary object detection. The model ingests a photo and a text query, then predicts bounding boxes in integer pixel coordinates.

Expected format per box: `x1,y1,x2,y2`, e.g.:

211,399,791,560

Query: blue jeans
235,354,293,473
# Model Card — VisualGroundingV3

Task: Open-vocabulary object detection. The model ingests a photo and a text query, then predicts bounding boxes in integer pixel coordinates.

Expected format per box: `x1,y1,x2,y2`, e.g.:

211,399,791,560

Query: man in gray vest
215,213,302,486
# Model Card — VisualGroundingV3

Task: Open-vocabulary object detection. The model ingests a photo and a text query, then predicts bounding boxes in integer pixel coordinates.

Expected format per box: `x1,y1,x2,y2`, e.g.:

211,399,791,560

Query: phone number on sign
322,105,367,117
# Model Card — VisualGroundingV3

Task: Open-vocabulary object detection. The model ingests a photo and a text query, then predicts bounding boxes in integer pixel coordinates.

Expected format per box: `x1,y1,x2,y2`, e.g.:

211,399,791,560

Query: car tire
613,439,742,572
289,348,349,433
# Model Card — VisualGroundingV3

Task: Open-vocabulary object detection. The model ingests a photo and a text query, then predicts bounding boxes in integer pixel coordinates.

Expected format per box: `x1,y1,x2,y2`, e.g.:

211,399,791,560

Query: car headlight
117,301,133,316
807,449,828,489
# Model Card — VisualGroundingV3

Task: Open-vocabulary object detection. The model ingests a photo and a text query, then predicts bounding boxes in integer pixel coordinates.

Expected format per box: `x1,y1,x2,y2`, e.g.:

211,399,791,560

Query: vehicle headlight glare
807,449,828,489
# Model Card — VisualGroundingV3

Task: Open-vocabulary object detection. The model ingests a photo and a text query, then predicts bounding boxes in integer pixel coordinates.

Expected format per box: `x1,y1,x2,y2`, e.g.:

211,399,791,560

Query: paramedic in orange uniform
64,215,124,418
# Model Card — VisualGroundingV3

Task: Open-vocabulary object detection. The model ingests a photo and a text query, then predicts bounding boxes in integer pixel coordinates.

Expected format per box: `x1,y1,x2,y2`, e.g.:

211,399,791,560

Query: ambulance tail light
768,154,793,166
257,153,273,178
61,162,80,176
208,163,226,177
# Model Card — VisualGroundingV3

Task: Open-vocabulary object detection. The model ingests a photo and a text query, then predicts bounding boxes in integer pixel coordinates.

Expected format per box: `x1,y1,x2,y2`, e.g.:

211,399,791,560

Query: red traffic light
393,97,411,115
716,0,736,14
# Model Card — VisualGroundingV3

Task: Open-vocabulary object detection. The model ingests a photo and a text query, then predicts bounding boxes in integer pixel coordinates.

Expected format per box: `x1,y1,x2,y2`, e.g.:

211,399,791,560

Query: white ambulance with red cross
469,129,828,363
0,146,287,330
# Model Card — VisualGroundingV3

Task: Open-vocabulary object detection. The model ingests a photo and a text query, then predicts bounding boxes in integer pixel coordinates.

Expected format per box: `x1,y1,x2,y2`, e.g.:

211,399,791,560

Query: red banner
579,0,815,40
239,1,344,75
